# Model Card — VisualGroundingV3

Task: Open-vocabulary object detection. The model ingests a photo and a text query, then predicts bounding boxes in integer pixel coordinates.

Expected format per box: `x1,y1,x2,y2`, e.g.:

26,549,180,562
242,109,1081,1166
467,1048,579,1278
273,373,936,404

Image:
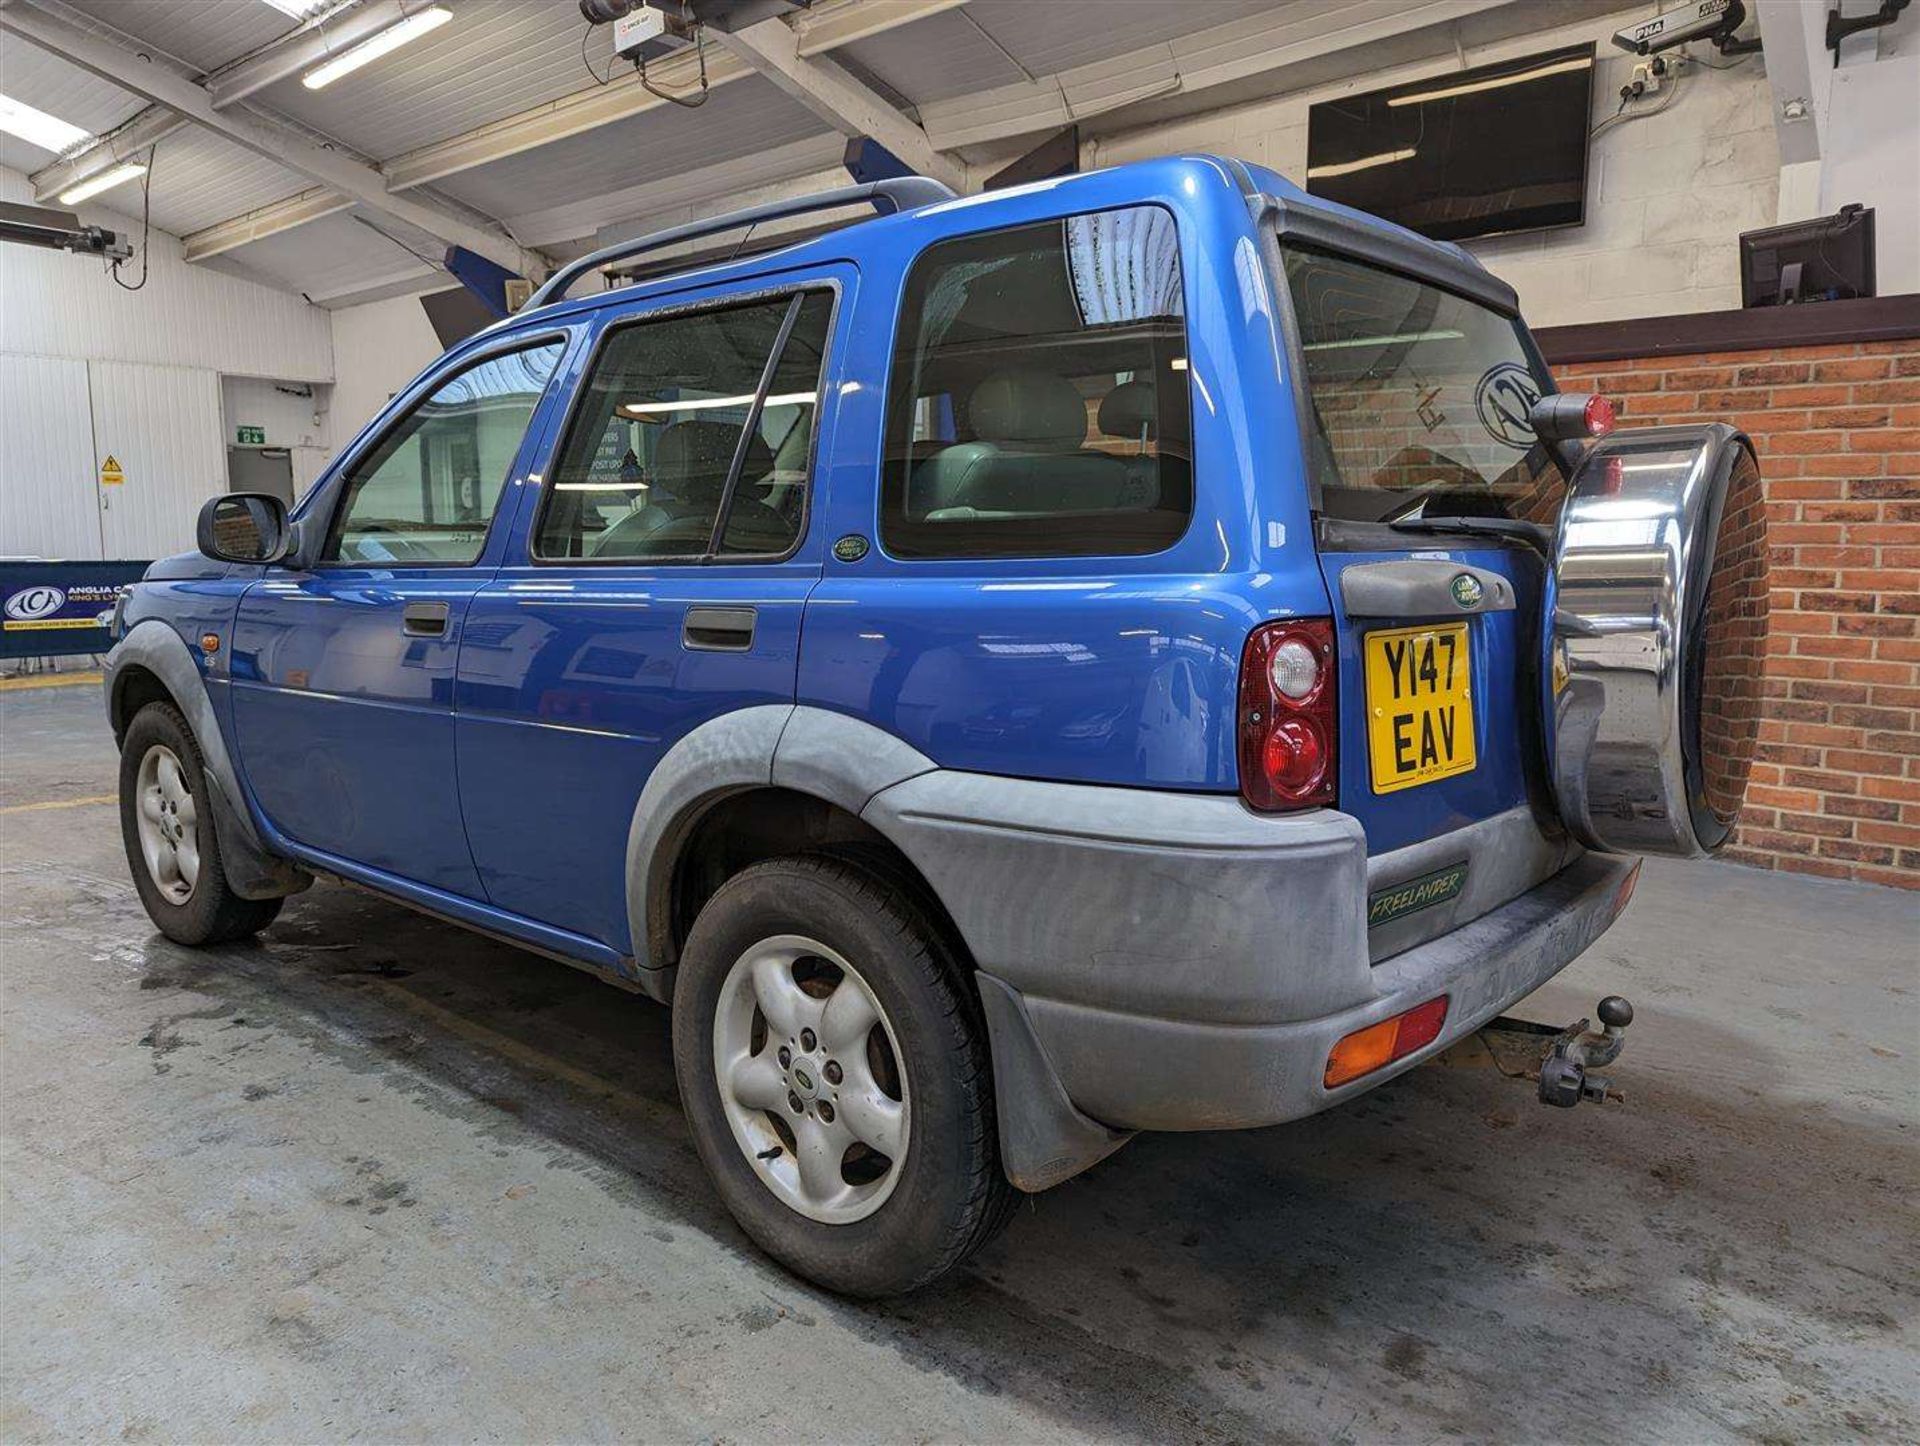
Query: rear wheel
672,854,1013,1296
119,702,282,946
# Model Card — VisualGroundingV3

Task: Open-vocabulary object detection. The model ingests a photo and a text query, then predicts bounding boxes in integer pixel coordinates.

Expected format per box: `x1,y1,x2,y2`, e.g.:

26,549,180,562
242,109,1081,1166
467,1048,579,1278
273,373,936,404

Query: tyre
672,854,1014,1296
119,701,283,947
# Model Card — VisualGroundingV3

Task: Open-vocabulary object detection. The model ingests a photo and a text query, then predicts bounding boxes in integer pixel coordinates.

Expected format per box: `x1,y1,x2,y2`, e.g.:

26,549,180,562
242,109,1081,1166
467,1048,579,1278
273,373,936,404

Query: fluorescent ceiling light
621,390,816,416
1303,328,1465,352
0,93,92,155
259,0,332,16
1306,148,1416,180
302,6,452,89
59,162,148,205
1388,56,1592,109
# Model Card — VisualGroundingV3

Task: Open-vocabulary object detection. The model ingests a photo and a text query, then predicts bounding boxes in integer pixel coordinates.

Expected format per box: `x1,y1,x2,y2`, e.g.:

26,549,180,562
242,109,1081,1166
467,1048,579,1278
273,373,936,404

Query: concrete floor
2,679,1916,1444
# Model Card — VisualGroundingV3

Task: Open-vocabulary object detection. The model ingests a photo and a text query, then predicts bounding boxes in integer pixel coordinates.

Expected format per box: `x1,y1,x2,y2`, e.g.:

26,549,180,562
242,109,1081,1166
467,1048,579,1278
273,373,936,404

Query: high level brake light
1238,618,1337,811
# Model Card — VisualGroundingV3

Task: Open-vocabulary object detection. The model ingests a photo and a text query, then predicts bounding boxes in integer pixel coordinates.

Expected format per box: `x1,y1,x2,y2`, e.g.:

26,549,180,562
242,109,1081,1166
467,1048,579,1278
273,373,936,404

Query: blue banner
0,560,149,659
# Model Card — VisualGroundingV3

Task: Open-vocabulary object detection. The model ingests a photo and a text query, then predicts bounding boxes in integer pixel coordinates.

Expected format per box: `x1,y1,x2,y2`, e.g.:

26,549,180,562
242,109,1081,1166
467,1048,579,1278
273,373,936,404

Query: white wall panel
329,292,446,447
1087,6,1782,328
88,362,225,560
0,355,101,560
220,376,331,451
0,167,333,381
222,375,336,501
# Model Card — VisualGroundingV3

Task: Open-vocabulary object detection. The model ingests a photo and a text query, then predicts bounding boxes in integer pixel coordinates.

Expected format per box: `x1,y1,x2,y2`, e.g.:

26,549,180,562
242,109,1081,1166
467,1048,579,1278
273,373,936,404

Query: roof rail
526,175,956,310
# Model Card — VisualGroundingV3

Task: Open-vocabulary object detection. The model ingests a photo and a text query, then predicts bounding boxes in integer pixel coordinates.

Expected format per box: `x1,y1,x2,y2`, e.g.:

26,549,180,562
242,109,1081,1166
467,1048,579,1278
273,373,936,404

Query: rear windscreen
1281,246,1564,526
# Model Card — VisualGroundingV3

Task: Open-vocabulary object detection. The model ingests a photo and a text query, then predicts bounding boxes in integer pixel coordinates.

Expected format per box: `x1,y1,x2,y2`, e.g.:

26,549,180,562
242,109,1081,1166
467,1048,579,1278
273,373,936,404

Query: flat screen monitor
1739,206,1876,307
1305,43,1596,243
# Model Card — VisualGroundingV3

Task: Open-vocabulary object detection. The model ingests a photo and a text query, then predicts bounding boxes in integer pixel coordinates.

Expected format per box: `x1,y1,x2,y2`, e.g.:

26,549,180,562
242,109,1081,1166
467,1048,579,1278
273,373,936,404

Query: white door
88,361,224,560
0,353,100,559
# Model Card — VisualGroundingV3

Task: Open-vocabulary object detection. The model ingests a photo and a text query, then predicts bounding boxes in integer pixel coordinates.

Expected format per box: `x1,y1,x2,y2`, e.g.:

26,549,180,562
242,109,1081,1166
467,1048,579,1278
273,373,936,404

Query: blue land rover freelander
106,157,1769,1297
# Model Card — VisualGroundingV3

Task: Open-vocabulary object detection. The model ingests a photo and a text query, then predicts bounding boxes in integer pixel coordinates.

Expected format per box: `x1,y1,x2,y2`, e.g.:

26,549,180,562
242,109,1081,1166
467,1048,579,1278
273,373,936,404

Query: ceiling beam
918,0,1519,151
29,105,188,204
27,0,427,203
182,186,355,262
380,0,964,193
164,0,964,270
206,0,429,109
710,12,967,192
0,0,542,276
508,133,847,249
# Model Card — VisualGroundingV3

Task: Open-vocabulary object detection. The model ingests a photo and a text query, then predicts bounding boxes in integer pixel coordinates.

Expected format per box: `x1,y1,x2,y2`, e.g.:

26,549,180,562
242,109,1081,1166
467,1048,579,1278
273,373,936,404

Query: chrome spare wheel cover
713,934,909,1224
135,743,200,905
1549,424,1769,857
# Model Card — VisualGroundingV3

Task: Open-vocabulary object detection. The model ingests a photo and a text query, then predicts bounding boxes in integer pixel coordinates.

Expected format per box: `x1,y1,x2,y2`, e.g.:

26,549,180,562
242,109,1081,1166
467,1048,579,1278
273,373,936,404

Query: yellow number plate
1364,623,1477,794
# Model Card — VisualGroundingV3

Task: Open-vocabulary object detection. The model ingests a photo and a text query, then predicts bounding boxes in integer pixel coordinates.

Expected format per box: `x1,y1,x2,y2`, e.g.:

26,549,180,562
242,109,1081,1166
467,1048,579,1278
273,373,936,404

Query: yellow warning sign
99,455,125,486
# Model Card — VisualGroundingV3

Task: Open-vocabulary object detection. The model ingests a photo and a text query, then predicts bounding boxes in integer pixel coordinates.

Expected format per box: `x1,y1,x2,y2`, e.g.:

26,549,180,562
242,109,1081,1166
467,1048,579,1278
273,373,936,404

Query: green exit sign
236,425,267,446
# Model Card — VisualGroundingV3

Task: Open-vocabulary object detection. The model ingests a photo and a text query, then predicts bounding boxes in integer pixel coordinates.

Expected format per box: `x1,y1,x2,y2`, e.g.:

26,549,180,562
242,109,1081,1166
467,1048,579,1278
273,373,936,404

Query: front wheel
119,701,283,947
672,855,1013,1296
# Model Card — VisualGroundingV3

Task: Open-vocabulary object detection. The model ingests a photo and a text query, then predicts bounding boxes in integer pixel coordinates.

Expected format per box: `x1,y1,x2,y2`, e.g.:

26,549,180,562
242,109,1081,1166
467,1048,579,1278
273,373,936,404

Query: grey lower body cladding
862,768,1633,1183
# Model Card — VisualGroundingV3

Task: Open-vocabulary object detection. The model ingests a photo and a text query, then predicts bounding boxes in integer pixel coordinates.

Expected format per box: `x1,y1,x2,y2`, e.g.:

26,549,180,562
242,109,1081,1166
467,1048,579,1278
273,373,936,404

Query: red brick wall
1556,339,1920,890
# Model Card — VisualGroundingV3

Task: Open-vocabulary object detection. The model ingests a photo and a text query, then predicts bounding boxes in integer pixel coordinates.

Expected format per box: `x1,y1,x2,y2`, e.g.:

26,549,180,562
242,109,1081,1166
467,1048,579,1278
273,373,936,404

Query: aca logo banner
0,562,150,659
2,585,67,623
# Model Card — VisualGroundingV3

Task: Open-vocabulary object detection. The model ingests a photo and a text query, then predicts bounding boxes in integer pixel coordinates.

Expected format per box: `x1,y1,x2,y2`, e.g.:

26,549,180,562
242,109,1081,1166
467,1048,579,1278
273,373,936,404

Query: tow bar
1471,996,1636,1108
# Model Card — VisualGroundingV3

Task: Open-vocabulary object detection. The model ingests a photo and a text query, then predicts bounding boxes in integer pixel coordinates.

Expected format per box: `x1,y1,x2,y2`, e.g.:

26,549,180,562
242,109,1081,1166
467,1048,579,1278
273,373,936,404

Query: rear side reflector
1324,995,1450,1088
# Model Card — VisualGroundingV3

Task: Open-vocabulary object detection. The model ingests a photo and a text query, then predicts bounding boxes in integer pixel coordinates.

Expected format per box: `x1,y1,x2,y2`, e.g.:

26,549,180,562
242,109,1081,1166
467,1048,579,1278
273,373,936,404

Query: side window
326,340,564,565
535,291,833,562
881,205,1193,561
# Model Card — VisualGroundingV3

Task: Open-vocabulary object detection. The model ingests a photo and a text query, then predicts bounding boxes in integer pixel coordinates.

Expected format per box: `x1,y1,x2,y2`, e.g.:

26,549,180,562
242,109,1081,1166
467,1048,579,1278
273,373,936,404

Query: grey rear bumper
865,770,1636,1160
993,850,1636,1133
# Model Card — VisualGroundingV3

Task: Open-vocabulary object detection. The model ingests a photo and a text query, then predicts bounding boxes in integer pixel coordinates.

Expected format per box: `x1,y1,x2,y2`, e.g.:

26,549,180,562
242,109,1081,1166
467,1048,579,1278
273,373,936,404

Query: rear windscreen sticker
1475,362,1542,449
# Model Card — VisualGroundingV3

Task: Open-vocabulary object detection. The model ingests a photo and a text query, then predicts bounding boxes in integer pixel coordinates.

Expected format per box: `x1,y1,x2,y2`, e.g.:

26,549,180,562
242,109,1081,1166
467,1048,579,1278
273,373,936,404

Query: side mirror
197,492,291,565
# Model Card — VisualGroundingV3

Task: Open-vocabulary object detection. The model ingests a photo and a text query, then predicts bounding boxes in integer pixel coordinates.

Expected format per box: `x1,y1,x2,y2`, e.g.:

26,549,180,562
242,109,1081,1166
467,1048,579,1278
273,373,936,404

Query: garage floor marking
0,793,119,814
0,671,104,692
367,979,684,1133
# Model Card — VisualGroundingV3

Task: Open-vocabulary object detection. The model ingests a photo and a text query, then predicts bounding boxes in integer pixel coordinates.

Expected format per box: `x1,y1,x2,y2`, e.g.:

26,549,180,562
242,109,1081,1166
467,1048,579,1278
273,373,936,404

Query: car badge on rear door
1451,573,1484,609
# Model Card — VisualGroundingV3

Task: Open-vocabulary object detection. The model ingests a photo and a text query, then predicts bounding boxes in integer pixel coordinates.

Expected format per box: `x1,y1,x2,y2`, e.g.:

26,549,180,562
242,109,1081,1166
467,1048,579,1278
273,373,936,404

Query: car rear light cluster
1238,618,1336,811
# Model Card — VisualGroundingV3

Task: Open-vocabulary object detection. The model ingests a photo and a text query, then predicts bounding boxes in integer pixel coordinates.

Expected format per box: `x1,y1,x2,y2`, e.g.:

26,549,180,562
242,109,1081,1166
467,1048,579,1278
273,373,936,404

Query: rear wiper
1389,516,1553,561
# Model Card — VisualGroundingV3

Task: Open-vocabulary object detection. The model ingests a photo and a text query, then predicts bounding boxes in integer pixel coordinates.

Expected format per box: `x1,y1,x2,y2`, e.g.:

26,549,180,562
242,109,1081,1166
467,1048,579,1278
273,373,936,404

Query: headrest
968,370,1087,451
1098,379,1157,441
652,419,771,492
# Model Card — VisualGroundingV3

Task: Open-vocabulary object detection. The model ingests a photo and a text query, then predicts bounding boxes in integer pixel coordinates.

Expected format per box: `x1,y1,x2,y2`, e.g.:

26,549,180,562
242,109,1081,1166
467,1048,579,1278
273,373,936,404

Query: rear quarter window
1282,247,1564,527
881,205,1193,560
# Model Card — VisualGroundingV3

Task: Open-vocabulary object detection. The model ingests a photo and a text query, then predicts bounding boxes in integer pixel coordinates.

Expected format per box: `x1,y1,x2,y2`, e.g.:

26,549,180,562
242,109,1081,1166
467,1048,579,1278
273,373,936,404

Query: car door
229,333,570,897
456,273,848,952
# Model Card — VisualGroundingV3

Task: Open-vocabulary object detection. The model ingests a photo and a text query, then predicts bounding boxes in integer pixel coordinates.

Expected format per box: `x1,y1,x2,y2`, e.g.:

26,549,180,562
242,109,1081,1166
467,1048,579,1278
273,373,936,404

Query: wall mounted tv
1305,43,1596,243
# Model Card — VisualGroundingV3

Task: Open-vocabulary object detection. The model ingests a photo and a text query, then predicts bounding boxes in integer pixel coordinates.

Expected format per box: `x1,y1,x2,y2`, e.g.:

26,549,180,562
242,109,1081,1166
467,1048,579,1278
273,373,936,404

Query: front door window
326,340,565,565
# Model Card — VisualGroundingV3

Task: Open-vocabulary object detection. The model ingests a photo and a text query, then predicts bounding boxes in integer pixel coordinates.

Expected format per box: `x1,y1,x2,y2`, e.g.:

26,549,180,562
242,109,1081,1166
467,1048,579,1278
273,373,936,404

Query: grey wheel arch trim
624,705,943,994
104,620,310,901
626,706,1120,1186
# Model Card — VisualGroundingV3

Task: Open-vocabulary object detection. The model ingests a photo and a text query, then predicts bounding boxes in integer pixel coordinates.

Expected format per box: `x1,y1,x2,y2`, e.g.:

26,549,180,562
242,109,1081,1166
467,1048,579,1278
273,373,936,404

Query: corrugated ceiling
432,72,829,225
259,0,612,161
2,0,1365,304
61,0,299,74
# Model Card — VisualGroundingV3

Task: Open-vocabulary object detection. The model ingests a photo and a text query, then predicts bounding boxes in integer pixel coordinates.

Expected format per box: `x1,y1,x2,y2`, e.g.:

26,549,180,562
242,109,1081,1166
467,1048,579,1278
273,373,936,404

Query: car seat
914,370,1133,520
591,419,785,557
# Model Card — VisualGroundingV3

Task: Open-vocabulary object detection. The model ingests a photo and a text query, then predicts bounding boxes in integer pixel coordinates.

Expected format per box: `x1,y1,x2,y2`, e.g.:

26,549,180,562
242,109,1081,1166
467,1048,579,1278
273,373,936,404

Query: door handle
683,605,756,652
402,601,450,637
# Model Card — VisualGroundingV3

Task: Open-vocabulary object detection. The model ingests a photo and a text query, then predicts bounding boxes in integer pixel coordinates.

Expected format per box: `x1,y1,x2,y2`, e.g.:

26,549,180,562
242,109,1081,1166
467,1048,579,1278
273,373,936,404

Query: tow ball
1535,996,1634,1108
